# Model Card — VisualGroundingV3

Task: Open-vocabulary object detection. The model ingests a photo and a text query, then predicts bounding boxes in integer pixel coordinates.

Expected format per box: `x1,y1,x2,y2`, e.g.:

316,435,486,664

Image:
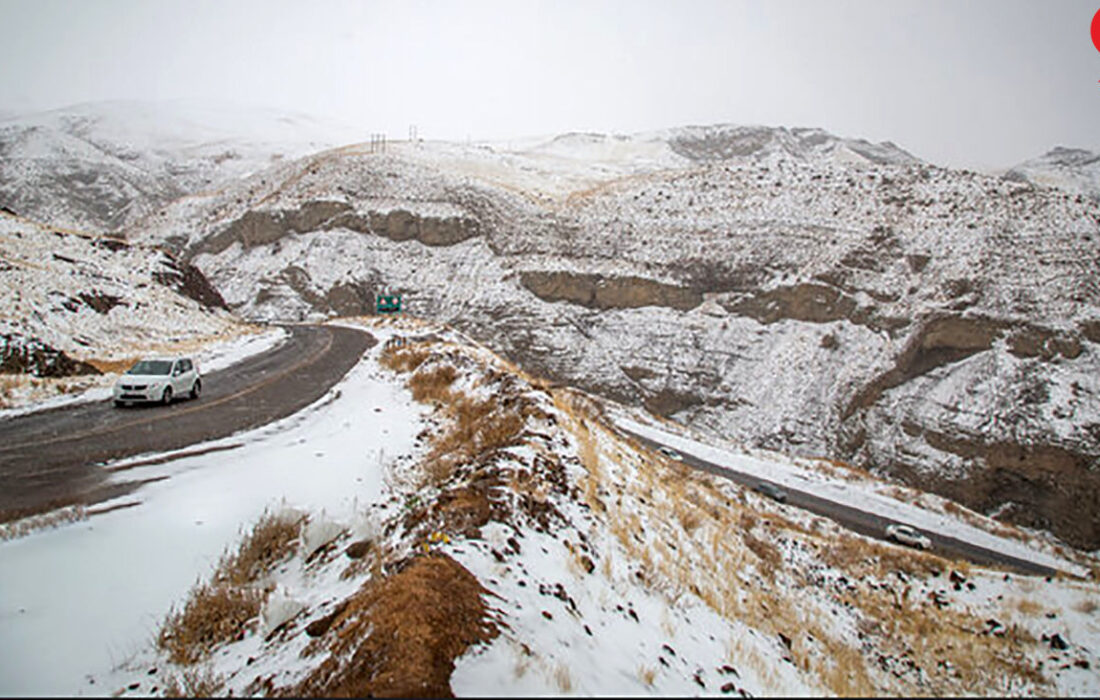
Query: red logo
1093,8,1100,53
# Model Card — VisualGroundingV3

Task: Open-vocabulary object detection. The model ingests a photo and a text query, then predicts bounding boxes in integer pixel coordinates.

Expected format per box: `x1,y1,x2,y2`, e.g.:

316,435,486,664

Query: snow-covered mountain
4,103,1098,550
0,101,366,233
122,127,1100,552
1004,147,1100,202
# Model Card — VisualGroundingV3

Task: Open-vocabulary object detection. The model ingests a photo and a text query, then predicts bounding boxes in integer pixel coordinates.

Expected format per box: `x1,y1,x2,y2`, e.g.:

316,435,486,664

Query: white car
656,446,684,461
113,357,202,407
885,523,932,550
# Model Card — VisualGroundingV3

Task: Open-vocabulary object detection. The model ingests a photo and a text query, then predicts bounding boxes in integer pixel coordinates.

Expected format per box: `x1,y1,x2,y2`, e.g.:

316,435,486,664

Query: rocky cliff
117,127,1100,549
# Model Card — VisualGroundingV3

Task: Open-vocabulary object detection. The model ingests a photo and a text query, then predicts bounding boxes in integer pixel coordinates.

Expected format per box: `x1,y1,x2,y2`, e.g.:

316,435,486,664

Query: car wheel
162,386,173,405
114,400,125,408
190,380,201,400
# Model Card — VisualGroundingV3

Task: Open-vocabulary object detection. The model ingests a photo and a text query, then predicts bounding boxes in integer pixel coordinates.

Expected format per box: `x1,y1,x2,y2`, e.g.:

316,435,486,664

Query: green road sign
376,294,402,314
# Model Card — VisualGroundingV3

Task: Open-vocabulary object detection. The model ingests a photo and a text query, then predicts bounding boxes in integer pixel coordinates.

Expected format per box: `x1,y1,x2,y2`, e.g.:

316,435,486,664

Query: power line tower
409,124,418,145
369,133,386,153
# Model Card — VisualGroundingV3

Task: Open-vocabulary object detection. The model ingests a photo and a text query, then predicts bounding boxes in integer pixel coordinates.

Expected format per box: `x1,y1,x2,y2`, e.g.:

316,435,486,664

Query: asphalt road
620,429,1059,577
0,324,375,522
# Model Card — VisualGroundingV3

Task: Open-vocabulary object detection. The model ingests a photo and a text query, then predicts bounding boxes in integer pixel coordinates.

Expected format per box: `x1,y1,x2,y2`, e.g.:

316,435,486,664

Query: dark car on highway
753,481,788,503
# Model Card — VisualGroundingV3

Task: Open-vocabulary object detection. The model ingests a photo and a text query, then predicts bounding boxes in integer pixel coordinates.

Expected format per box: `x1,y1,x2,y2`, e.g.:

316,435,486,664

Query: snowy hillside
0,210,263,410
3,318,1098,697
124,124,1100,552
0,101,365,233
1004,147,1100,203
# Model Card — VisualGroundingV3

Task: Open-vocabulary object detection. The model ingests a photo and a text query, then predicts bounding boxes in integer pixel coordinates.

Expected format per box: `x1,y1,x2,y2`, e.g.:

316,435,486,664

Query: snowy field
0,323,423,696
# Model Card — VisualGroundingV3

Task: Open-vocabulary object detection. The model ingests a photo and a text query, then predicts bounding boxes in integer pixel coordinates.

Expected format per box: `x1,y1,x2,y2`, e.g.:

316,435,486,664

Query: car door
170,360,187,394
178,359,195,393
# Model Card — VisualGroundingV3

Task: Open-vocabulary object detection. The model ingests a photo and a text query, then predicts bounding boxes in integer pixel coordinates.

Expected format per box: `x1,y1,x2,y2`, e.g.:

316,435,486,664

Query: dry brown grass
379,342,432,374
157,580,263,665
743,531,783,575
418,394,525,488
408,363,458,404
1074,598,1099,615
822,534,944,579
1014,598,1044,616
217,508,303,586
293,553,499,697
85,356,140,374
157,509,302,665
554,663,574,692
161,666,223,697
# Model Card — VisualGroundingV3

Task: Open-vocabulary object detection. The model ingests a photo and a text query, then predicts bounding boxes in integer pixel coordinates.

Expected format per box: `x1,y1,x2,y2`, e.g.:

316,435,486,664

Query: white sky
0,0,1098,168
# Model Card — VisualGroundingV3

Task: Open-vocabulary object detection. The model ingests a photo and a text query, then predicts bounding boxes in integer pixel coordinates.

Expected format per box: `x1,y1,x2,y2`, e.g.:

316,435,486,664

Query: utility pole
369,133,386,153
409,124,418,145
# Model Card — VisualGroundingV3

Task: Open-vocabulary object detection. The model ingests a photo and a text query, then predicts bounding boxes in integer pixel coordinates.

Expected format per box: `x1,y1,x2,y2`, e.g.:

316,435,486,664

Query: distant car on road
114,357,201,407
753,481,788,503
885,523,931,550
656,446,683,461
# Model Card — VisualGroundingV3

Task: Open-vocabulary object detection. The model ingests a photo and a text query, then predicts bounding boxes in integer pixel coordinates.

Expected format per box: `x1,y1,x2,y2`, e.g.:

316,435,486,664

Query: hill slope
127,126,1100,550
45,319,1096,698
0,101,364,233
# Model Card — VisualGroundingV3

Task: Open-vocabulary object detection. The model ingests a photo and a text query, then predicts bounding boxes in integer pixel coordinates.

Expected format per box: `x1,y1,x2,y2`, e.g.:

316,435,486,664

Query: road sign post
376,294,402,314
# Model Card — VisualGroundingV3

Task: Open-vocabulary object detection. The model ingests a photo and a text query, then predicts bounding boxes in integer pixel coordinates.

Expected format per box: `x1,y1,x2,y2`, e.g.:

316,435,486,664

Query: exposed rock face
521,271,702,311
0,334,101,378
152,255,227,310
119,128,1100,548
197,200,480,257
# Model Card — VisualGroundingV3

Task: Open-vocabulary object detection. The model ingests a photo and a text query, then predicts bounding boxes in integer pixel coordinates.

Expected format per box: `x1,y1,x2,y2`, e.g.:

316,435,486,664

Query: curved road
621,429,1060,577
0,324,374,522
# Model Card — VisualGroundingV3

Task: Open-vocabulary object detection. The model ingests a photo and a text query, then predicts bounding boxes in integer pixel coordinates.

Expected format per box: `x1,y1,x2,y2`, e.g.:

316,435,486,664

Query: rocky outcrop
198,201,480,256
843,315,1085,423
0,334,101,378
878,425,1100,550
153,255,227,310
520,271,702,311
722,283,858,325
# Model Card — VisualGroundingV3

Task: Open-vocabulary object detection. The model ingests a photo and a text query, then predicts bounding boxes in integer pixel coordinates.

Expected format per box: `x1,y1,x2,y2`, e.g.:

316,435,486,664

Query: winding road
621,429,1061,577
0,324,374,522
0,321,1066,577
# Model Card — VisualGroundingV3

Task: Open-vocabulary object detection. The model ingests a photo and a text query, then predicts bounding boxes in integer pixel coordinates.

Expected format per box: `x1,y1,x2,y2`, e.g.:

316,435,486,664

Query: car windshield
127,360,173,375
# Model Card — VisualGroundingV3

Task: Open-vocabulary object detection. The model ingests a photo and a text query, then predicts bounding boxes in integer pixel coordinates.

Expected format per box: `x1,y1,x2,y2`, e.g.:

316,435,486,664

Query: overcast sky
1,0,1097,168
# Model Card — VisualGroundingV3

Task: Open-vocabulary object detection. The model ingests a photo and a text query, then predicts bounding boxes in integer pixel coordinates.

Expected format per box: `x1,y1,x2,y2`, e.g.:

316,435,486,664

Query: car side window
181,359,192,373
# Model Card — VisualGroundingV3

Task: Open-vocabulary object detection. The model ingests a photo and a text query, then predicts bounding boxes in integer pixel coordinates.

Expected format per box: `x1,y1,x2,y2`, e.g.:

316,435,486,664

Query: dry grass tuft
293,553,499,697
85,356,140,374
157,509,302,665
379,342,432,374
217,508,303,586
554,663,574,692
822,534,944,579
743,531,783,574
1014,598,1044,616
408,363,458,404
419,392,525,488
162,666,223,697
157,581,263,665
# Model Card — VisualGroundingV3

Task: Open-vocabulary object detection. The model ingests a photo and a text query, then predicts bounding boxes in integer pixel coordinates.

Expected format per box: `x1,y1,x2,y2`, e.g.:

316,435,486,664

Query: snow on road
612,409,1089,578
0,324,423,696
